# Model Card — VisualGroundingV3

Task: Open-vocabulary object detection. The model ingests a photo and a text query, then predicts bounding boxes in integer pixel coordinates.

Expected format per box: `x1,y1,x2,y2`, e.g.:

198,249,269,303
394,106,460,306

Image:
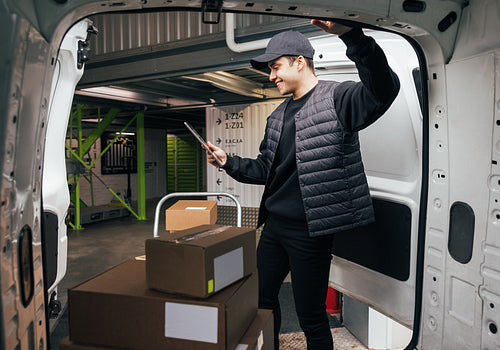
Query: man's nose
269,71,275,82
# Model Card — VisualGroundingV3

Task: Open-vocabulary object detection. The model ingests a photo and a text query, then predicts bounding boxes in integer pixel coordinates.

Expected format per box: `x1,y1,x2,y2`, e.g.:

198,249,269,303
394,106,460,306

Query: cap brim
250,53,282,70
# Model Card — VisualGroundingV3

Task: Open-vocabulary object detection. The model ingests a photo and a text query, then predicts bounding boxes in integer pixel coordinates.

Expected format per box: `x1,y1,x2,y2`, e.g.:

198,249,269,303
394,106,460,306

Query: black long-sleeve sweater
224,27,400,231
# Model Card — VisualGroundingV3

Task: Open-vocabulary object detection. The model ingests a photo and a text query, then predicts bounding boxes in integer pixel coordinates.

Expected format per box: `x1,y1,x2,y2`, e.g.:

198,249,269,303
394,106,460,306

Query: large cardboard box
69,259,257,350
61,311,272,350
59,338,112,350
61,308,272,350
165,200,217,231
146,225,256,298
236,309,274,350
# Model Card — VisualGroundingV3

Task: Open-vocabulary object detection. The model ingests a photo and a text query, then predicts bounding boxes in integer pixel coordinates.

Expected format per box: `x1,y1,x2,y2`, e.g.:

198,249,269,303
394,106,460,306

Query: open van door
319,29,424,330
0,13,55,350
0,13,91,349
42,19,93,320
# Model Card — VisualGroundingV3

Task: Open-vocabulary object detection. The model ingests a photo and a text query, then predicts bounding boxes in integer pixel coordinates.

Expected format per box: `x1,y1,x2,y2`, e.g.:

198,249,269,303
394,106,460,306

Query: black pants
257,220,334,350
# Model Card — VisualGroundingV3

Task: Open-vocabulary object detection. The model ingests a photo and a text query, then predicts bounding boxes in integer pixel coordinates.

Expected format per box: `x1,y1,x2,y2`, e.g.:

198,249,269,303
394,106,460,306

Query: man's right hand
205,141,227,167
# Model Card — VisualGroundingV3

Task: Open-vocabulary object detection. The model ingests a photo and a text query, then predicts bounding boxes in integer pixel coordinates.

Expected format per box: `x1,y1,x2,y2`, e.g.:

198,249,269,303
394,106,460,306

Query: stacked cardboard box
235,309,274,350
64,224,274,350
61,309,272,350
146,225,256,298
165,200,217,232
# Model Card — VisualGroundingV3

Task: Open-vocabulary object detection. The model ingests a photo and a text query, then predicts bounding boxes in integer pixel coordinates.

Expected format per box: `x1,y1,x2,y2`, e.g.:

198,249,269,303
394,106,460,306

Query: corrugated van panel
89,12,291,56
206,100,283,208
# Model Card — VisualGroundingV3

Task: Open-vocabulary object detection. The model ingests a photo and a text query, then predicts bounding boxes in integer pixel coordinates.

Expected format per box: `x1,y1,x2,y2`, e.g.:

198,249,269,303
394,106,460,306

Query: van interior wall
68,127,167,206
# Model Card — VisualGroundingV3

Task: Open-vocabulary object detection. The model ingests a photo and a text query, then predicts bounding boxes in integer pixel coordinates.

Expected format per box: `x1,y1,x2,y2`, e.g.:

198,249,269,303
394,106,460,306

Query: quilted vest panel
260,80,374,236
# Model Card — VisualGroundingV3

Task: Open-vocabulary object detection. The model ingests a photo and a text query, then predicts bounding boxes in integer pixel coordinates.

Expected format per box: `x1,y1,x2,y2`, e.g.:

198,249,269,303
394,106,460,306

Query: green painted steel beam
107,187,140,220
73,105,84,230
67,105,146,224
65,145,91,170
80,107,121,156
74,174,82,230
136,112,147,220
69,191,88,208
89,166,141,220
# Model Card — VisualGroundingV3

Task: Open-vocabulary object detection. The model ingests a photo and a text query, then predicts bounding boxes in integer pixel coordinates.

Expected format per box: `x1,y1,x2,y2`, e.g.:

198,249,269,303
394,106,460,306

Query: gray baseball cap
250,30,314,70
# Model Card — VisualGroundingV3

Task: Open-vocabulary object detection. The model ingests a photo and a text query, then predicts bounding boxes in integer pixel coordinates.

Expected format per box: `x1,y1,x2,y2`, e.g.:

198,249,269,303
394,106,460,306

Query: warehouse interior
49,9,416,350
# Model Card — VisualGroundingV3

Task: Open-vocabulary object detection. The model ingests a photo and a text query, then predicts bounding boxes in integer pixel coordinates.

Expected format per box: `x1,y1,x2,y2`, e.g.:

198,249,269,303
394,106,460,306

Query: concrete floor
50,197,362,350
56,200,161,312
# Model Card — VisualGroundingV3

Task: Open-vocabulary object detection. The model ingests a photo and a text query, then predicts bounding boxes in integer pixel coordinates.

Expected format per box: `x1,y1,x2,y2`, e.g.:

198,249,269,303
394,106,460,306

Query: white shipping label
235,345,248,350
185,207,207,210
257,330,264,350
214,247,244,291
165,303,218,343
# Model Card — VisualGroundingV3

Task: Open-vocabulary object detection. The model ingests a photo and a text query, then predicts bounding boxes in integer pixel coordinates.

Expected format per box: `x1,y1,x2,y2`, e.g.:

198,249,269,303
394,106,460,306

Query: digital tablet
184,121,224,166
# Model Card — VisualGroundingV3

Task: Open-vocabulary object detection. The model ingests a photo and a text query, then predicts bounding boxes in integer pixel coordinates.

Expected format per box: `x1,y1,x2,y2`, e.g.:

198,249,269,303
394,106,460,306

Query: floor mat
279,327,368,350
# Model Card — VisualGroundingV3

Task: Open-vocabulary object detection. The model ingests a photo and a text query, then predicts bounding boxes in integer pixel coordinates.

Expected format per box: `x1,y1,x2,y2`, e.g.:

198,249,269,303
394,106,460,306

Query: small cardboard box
236,309,274,350
68,259,257,350
165,200,217,231
146,225,256,298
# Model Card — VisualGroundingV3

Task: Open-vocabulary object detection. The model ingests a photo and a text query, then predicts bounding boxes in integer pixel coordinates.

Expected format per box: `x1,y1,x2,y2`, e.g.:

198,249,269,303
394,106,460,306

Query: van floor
50,198,367,350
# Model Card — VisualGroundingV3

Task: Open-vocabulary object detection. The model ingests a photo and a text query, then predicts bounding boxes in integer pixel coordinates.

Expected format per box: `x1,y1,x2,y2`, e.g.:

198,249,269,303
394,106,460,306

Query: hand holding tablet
184,122,225,167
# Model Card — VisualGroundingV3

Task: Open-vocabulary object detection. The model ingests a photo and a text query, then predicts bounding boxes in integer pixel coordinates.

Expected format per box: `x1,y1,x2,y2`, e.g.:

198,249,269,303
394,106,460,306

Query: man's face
268,56,300,96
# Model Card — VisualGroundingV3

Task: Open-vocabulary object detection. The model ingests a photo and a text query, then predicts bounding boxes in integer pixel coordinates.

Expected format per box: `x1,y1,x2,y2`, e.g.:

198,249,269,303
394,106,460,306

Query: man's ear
296,56,305,71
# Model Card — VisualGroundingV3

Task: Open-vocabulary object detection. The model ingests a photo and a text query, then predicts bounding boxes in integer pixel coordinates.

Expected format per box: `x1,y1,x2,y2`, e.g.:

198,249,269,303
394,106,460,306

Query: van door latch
201,0,223,24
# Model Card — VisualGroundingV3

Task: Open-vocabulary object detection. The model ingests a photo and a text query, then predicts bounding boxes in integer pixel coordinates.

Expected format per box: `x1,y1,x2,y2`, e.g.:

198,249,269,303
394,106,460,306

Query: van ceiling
74,67,275,131
71,0,467,131
74,14,315,130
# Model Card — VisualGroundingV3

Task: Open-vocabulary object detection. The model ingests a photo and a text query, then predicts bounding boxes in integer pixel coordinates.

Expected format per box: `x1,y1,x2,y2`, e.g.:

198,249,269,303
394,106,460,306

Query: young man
206,20,400,350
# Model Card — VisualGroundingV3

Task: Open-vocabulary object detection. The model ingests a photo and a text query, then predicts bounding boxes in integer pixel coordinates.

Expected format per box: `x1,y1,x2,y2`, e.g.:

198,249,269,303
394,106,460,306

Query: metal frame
66,105,147,229
153,192,242,237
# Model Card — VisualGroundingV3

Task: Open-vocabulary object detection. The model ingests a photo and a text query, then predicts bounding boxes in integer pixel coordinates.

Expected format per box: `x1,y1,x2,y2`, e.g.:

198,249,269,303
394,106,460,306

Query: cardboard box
146,225,256,298
61,308,272,350
236,309,274,350
59,338,114,350
61,311,272,350
69,259,258,350
165,200,217,231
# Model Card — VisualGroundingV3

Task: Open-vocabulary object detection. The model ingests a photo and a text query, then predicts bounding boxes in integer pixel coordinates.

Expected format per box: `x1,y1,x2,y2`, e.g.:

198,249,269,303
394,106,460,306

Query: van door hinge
48,291,61,319
201,0,223,24
77,23,99,69
77,40,90,69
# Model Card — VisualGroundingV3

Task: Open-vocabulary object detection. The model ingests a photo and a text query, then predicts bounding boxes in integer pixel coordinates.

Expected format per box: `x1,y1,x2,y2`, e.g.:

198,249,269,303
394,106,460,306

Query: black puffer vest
258,80,375,236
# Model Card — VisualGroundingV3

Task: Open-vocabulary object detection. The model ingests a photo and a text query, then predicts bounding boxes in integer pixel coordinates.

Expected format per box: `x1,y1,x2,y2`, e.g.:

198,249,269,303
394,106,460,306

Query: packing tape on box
173,226,232,243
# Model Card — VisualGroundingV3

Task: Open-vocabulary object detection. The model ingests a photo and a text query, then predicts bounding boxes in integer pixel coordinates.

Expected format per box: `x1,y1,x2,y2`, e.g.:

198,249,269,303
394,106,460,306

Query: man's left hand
311,19,352,36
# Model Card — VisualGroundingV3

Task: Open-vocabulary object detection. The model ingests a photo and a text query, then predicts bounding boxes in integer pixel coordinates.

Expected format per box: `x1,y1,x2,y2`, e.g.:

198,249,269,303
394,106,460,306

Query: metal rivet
428,316,437,331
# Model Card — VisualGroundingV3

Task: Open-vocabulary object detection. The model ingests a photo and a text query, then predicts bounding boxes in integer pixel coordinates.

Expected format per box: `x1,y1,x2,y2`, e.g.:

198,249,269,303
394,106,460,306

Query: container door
167,135,202,192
